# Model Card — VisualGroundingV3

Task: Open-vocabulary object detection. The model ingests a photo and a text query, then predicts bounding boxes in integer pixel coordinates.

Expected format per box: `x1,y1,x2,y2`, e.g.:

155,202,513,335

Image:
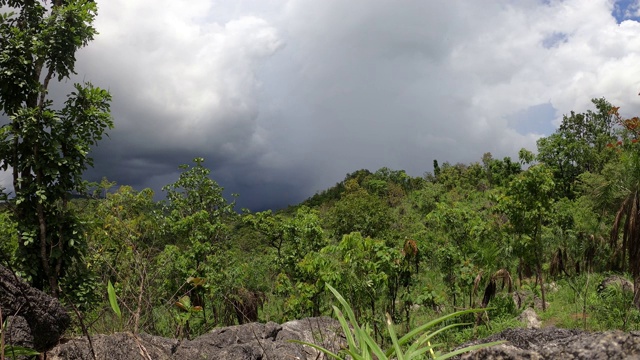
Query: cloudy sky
20,0,640,210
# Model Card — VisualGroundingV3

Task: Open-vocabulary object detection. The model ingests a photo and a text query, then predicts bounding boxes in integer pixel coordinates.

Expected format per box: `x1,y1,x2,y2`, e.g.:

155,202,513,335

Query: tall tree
498,164,555,310
161,158,236,258
0,0,112,297
536,98,617,198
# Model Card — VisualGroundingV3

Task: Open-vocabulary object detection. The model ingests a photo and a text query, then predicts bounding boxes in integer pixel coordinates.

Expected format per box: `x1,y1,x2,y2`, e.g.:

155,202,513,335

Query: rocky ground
458,327,640,360
45,325,640,360
46,317,345,360
4,265,640,360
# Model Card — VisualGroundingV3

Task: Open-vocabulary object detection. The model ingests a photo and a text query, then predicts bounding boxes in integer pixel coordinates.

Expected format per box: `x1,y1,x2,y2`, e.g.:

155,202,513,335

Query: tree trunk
535,220,546,311
634,276,640,310
537,263,547,311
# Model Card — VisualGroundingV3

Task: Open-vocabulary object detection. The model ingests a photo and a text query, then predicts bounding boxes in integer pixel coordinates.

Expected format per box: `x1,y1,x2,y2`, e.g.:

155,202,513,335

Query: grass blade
107,280,122,319
288,340,343,360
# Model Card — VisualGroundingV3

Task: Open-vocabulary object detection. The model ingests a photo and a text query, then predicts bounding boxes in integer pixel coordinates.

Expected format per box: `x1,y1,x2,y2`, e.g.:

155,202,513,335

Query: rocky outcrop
0,264,70,351
47,317,345,360
459,327,640,359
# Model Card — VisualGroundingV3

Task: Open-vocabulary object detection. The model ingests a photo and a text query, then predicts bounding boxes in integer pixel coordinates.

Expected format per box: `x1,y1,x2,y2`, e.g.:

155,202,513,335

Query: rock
544,281,559,292
47,333,177,360
0,264,70,351
457,327,640,359
47,316,345,360
173,322,280,360
511,290,548,311
517,308,541,329
276,317,345,358
3,316,34,350
598,275,633,294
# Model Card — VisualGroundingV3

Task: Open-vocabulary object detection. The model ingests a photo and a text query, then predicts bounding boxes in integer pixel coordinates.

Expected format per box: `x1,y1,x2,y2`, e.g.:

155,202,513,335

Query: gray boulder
0,264,70,351
47,316,345,360
598,275,634,294
459,327,640,359
517,308,541,329
47,333,177,360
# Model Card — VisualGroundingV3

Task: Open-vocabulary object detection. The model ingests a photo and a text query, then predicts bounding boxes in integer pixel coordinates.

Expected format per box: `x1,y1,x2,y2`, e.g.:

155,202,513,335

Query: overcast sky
9,0,640,211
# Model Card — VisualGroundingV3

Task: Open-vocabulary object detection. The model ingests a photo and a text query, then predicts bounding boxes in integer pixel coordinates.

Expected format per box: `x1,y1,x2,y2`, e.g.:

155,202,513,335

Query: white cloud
77,1,283,160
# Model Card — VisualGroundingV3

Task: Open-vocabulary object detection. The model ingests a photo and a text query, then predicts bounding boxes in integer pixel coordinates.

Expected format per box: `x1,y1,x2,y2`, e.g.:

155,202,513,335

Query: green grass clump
293,284,504,360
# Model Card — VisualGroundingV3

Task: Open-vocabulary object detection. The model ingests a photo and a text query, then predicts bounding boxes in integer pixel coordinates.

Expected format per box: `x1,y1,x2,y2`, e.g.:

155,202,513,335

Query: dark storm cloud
24,0,638,211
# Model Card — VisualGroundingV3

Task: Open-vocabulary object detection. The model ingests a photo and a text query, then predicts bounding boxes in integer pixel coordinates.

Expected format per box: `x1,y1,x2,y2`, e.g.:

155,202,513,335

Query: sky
4,0,640,211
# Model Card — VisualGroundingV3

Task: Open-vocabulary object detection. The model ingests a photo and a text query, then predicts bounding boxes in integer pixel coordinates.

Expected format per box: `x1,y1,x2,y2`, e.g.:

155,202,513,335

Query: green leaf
3,345,41,357
107,280,121,319
287,340,343,360
384,313,403,360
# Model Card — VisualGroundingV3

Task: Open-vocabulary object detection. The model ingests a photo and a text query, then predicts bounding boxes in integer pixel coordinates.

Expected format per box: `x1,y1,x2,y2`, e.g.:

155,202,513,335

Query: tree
244,206,325,278
76,183,163,329
481,152,521,188
327,232,401,339
158,158,238,330
536,98,617,198
607,108,640,308
326,179,392,239
498,164,555,310
426,194,489,307
435,161,487,191
0,0,112,297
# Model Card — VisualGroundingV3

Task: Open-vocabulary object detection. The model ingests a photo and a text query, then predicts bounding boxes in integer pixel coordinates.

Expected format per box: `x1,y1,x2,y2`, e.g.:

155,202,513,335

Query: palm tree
609,111,640,307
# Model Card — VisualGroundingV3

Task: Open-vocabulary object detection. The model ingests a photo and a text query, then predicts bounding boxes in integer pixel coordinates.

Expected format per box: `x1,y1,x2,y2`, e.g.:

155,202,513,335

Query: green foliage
173,294,204,339
496,164,555,310
0,211,18,266
245,206,325,278
326,179,392,239
2,91,637,343
481,153,521,188
592,285,640,331
409,182,446,215
435,162,486,192
537,274,640,331
536,98,618,198
329,232,401,323
2,344,40,360
0,0,112,297
498,165,555,237
79,184,162,324
293,284,504,360
486,293,518,320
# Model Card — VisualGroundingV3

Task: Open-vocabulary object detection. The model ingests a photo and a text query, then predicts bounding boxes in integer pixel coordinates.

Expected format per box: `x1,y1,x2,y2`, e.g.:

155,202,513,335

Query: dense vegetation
1,97,639,345
2,0,640,351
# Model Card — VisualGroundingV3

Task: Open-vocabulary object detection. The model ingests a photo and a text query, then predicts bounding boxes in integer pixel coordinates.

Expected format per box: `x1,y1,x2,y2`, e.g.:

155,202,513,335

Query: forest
2,0,640,356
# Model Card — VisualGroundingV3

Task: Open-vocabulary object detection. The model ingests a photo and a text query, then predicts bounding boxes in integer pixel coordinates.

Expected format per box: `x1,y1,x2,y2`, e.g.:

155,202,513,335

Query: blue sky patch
507,102,557,136
542,32,568,49
613,0,640,23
